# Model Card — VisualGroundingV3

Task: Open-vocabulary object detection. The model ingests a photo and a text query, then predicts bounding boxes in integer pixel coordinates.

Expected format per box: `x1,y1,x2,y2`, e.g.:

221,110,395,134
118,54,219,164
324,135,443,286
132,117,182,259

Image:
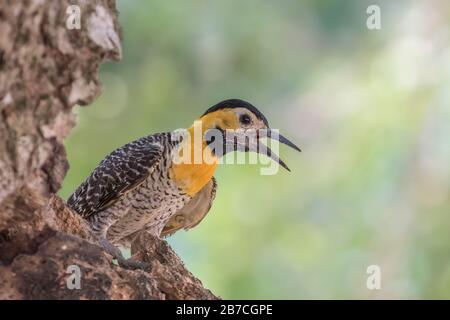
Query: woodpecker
68,99,300,269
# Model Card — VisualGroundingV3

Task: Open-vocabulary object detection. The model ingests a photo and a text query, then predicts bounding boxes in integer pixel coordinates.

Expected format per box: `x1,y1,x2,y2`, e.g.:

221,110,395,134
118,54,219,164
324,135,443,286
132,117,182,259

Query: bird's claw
97,237,150,272
115,257,151,272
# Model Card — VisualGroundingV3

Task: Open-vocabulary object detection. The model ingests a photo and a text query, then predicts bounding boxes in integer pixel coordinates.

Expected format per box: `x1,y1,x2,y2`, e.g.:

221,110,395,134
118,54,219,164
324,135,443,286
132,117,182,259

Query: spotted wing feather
67,137,163,218
161,177,217,237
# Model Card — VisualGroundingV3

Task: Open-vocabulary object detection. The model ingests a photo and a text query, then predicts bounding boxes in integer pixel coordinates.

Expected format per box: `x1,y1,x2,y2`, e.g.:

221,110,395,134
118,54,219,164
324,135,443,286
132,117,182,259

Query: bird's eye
239,114,252,126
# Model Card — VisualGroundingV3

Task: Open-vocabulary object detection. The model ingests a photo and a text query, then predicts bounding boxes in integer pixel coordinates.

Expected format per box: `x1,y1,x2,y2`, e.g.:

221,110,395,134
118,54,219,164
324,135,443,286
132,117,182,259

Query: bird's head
193,99,301,171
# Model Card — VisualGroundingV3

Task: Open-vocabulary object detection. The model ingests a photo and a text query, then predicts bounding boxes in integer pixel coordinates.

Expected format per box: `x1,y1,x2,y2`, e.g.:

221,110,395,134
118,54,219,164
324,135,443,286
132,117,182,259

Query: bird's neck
170,123,219,196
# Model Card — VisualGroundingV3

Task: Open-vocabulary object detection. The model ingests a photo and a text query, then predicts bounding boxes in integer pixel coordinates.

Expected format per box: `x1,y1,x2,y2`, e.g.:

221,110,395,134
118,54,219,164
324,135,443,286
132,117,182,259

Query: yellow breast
170,126,218,196
170,110,239,196
170,161,218,196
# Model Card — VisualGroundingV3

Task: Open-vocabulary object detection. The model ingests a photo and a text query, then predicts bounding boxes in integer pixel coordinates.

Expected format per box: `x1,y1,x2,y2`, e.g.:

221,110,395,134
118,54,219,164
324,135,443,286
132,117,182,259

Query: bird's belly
106,177,189,244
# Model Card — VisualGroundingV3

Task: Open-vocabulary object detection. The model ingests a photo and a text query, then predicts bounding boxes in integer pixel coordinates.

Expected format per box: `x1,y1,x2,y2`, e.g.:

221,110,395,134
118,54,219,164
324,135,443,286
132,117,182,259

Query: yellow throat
170,110,238,196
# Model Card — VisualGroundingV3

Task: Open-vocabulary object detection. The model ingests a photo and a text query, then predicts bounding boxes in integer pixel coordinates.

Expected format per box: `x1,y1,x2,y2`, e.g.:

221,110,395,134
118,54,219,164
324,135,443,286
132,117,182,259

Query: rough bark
0,0,217,300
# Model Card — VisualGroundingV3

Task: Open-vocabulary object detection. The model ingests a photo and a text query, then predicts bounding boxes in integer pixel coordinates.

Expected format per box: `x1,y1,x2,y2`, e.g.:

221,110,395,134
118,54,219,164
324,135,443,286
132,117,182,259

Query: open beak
266,130,301,152
222,128,300,171
255,129,301,172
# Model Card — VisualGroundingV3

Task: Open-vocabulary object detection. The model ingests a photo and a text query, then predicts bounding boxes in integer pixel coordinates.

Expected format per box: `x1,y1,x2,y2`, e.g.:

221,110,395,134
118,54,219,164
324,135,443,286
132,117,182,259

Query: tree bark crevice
0,0,218,300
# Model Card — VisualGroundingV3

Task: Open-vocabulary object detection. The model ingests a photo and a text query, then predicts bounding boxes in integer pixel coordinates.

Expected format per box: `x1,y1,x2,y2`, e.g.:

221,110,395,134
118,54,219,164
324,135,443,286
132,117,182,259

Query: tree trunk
0,0,217,300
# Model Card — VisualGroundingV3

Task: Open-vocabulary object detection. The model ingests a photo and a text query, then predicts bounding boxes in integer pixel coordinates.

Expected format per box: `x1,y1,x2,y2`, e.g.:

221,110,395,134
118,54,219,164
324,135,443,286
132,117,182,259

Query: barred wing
161,177,217,237
67,138,163,218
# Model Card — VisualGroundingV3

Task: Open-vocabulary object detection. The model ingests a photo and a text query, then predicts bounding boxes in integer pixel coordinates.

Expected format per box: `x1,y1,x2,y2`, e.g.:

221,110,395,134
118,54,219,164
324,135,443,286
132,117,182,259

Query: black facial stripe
204,126,227,157
205,126,224,145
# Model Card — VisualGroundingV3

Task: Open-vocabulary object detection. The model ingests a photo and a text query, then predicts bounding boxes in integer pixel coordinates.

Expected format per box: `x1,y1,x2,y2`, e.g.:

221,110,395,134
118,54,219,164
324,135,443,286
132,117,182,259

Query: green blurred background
61,0,450,299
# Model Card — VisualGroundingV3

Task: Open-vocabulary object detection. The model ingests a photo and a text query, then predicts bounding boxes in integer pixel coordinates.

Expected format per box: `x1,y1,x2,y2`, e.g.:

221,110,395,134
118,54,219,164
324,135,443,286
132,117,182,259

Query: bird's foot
116,258,150,271
98,238,150,272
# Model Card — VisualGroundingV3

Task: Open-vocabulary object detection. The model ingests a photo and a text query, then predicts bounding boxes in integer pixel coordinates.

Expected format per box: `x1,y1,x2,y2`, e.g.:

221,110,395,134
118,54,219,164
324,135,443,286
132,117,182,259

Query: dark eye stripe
240,114,252,125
